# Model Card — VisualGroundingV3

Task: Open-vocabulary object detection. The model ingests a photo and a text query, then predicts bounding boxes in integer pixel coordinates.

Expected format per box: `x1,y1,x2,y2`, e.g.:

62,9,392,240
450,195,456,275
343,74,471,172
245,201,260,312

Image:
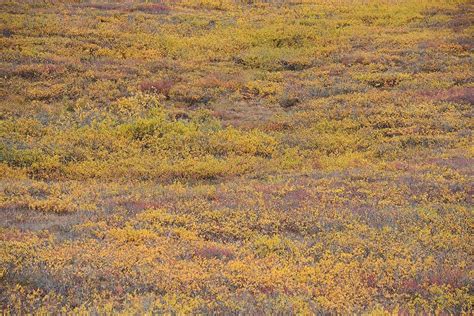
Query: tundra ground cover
0,0,473,313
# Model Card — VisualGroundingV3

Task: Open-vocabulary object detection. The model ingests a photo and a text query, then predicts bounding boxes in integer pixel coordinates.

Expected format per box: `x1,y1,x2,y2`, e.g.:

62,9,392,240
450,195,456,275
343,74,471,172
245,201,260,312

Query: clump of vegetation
139,79,175,98
1,0,472,314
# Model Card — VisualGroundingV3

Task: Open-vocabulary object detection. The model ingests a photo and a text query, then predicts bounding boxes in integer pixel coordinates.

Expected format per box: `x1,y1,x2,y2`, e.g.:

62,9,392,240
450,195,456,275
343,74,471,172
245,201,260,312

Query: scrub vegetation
1,0,473,313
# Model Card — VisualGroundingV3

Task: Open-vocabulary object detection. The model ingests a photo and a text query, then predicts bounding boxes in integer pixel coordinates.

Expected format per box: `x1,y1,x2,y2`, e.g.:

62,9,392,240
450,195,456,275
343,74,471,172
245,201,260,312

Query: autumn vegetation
1,0,473,313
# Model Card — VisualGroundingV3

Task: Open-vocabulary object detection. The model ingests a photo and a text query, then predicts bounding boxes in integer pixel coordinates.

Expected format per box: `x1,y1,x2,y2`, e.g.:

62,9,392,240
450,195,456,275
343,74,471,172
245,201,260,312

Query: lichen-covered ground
1,0,473,313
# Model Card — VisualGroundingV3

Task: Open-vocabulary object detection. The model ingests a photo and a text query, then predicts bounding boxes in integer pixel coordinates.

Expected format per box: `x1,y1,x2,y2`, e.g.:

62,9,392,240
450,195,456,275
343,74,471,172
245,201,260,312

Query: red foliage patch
443,87,474,105
139,79,175,98
14,64,64,79
194,245,235,260
401,278,422,294
427,268,466,288
365,273,378,288
419,87,474,105
135,4,169,14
